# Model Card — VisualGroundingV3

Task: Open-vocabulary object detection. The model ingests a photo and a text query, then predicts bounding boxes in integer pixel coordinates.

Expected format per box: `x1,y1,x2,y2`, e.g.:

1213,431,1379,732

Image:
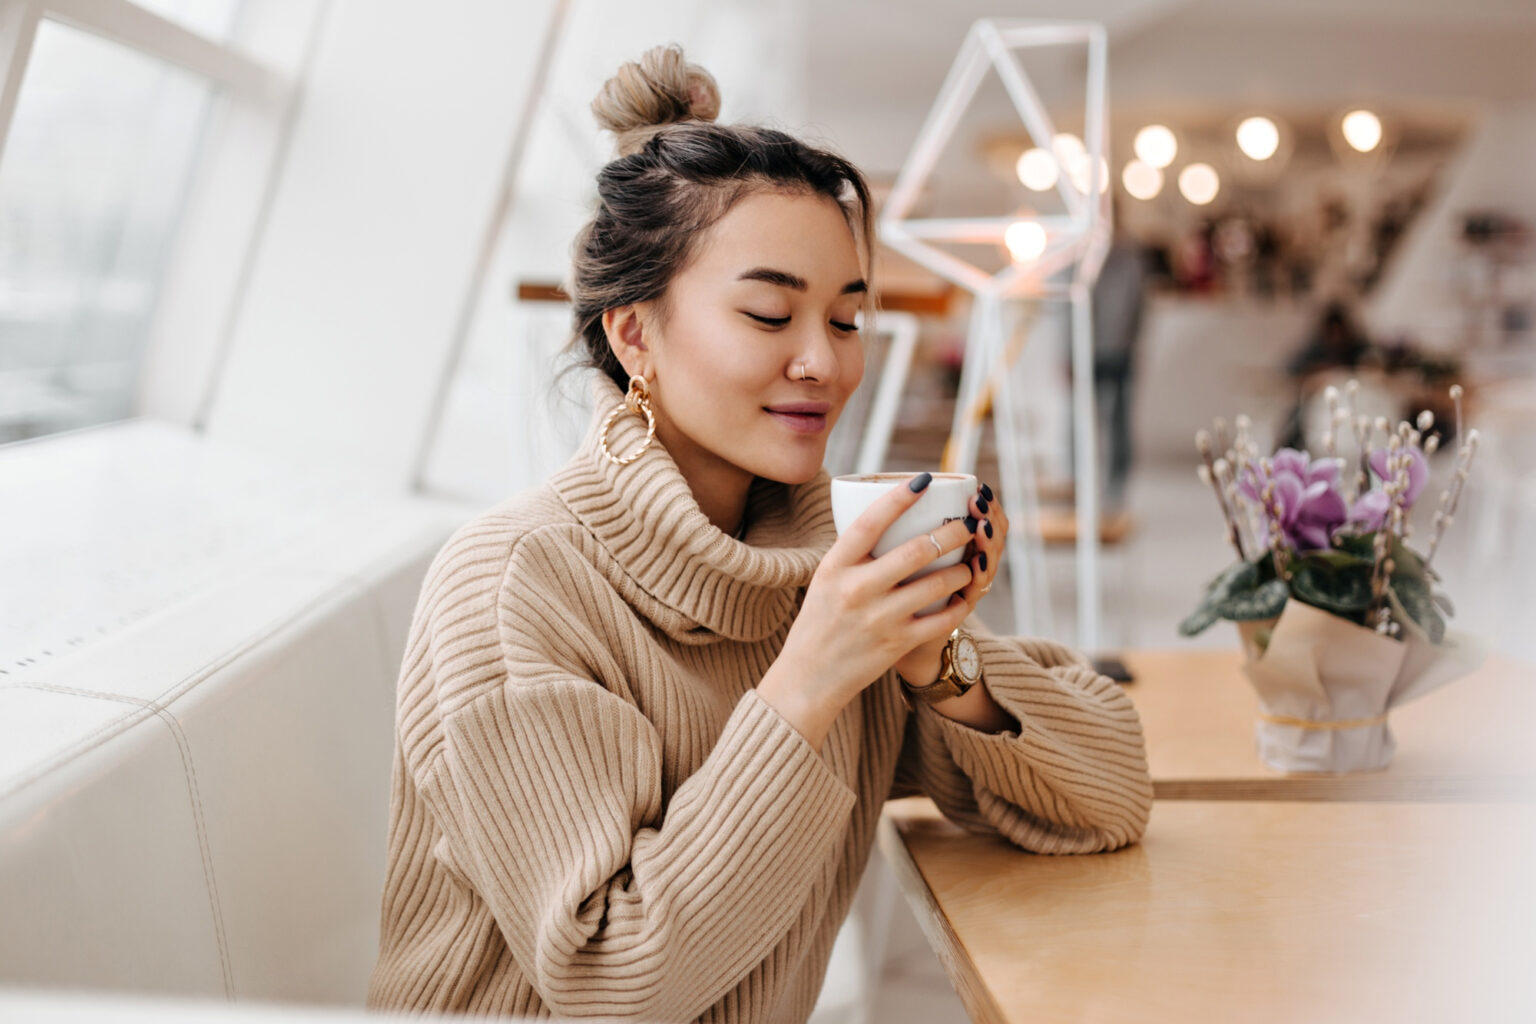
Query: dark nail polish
963,515,978,534
908,472,932,493
979,553,988,573
984,520,994,539
977,495,990,514
981,483,994,502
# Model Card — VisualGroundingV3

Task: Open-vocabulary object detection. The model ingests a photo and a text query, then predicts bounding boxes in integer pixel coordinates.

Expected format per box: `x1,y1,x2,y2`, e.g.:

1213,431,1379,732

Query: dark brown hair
568,45,875,391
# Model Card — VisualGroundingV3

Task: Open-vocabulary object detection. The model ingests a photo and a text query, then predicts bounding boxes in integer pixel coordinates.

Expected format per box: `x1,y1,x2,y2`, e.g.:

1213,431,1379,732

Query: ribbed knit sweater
366,377,1153,1022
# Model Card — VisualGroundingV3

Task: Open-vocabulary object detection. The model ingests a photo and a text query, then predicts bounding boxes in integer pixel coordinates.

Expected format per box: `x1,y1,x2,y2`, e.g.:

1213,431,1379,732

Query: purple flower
1347,489,1390,532
1238,448,1341,502
1239,448,1349,551
1368,447,1429,507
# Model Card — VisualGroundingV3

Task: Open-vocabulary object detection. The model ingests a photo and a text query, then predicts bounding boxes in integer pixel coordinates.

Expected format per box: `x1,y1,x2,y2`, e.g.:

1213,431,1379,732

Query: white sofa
0,420,907,1023
0,420,477,1006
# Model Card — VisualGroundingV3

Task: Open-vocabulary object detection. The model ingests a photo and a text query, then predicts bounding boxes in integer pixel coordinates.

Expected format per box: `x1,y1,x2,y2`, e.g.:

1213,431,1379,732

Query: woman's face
623,190,867,487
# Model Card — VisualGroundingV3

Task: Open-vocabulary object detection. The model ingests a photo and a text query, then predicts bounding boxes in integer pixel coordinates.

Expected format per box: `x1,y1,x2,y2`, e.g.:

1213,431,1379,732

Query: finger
863,513,977,590
984,486,1008,541
904,593,973,647
890,562,974,618
969,488,992,520
971,514,992,553
958,549,992,604
827,473,935,567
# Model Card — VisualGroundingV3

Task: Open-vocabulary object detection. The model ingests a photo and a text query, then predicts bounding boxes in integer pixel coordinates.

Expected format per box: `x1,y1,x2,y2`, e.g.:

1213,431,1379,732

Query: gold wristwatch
899,628,983,709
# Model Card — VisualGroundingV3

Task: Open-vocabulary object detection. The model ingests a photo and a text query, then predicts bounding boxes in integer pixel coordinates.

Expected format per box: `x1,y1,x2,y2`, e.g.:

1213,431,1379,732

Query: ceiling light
1178,163,1220,205
1121,160,1163,200
1004,220,1048,263
1341,109,1382,153
1068,154,1109,195
1133,125,1177,169
1015,147,1059,191
1236,116,1279,161
1051,132,1086,166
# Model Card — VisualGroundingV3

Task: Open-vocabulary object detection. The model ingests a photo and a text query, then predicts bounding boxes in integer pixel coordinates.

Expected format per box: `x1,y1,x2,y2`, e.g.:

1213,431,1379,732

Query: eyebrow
738,267,868,296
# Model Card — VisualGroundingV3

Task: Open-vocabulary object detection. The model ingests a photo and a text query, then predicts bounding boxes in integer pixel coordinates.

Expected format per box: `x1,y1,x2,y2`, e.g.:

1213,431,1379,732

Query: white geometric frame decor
879,18,1110,650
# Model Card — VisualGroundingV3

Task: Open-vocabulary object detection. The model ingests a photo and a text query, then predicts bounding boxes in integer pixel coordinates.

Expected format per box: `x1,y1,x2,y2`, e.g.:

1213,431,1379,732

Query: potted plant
1180,382,1485,772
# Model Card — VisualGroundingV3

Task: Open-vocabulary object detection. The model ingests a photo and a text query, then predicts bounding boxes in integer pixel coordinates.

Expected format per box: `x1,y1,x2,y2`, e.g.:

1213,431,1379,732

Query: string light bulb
1342,109,1382,153
1005,220,1048,262
1015,147,1059,191
1178,163,1220,205
1121,159,1163,200
1133,125,1177,169
1236,116,1280,160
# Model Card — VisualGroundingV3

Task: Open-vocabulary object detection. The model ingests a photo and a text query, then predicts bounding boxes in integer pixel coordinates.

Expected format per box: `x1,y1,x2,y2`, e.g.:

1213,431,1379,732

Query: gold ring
927,533,943,556
979,584,992,594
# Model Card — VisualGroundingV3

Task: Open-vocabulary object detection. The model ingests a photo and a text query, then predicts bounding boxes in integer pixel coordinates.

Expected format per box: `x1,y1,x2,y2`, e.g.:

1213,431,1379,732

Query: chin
750,453,828,487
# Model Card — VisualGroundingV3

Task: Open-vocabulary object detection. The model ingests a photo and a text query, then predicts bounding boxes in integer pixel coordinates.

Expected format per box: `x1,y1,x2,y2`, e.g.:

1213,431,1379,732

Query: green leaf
1178,603,1222,637
1216,578,1289,621
1390,539,1429,581
1432,588,1455,616
1290,563,1374,614
1296,549,1372,570
1335,533,1377,560
1390,575,1446,643
1182,560,1264,636
1205,560,1260,602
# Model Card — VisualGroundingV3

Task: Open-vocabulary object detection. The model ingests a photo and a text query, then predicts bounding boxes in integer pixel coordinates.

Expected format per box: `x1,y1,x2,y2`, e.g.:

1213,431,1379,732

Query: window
0,19,219,443
0,0,302,446
132,0,243,41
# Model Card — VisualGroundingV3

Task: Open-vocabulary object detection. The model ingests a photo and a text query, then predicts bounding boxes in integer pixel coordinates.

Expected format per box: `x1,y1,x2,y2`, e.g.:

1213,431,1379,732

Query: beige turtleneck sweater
366,377,1153,1022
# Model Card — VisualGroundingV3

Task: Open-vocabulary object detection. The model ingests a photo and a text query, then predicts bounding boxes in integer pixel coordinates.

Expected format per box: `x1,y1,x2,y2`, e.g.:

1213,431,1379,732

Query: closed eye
831,320,859,334
744,312,790,328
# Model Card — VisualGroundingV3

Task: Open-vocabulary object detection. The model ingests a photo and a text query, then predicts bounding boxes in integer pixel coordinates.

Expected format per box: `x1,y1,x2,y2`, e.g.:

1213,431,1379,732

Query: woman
368,45,1151,1022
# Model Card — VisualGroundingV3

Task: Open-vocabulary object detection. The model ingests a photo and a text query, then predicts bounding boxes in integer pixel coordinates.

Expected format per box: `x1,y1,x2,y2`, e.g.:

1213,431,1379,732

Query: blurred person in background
1067,214,1149,518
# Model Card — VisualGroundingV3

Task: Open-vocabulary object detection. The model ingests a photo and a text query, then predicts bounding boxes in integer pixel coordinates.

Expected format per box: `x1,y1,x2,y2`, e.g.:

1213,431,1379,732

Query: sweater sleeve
408,554,856,1020
891,622,1153,854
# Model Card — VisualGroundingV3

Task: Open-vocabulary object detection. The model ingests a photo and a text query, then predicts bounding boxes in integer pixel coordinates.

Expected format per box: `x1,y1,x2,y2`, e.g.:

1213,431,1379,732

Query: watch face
954,635,982,683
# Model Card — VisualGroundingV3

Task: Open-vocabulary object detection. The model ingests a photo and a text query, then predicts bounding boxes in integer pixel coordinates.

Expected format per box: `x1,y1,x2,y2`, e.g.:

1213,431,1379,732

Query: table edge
875,807,1009,1024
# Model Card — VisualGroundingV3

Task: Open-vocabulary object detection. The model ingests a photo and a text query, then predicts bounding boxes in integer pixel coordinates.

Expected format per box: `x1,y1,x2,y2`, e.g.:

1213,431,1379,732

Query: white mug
830,472,977,615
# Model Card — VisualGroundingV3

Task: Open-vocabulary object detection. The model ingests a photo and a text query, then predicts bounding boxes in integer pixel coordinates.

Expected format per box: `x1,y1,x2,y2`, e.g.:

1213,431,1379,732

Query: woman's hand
889,481,1007,688
756,472,979,749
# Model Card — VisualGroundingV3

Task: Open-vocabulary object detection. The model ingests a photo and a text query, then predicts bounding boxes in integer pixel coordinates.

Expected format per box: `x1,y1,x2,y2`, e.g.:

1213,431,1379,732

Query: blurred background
3,0,1531,648
1,1,1533,1021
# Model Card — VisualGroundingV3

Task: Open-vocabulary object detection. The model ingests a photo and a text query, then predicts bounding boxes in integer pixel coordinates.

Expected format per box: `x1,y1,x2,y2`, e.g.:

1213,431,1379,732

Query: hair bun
591,44,721,157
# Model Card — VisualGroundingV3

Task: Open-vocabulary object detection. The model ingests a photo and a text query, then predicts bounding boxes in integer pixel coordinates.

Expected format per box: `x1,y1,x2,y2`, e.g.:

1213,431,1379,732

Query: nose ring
797,362,809,381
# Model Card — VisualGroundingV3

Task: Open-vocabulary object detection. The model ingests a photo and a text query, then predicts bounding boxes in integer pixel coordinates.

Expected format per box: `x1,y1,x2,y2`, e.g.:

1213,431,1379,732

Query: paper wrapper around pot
1236,600,1486,773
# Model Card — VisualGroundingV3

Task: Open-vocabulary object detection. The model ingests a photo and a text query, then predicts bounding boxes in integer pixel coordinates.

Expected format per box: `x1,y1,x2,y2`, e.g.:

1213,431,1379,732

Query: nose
789,323,844,385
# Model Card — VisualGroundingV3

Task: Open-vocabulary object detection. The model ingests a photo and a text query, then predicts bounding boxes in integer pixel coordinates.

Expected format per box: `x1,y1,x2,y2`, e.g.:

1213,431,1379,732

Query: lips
765,402,830,435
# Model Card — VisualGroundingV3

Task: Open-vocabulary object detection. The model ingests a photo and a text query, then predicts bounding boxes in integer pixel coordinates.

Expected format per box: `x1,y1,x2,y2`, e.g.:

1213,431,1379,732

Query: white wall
203,0,562,490
420,0,813,504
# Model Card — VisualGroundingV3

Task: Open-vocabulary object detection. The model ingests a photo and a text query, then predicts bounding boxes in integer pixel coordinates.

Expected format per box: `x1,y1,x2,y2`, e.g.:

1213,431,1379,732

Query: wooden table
1123,648,1536,801
879,796,1536,1024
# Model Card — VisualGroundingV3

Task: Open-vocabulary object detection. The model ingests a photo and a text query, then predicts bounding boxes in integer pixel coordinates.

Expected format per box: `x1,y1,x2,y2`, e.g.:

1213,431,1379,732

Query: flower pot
1238,600,1485,773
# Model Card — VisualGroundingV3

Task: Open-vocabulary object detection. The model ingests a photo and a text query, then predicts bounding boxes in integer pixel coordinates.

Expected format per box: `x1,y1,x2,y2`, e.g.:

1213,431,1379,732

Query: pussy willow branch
1197,429,1247,561
1424,430,1479,571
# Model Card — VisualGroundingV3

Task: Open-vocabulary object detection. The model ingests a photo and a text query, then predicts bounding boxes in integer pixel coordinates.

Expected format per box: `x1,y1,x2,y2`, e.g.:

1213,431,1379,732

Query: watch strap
899,673,968,705
898,629,978,707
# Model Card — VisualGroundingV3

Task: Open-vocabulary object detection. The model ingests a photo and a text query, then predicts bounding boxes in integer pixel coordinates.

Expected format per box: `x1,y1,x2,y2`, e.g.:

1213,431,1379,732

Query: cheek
664,330,773,419
843,342,867,391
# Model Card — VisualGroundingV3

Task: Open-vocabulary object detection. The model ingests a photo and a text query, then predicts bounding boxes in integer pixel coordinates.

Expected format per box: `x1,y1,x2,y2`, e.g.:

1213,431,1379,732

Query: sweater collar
551,375,837,644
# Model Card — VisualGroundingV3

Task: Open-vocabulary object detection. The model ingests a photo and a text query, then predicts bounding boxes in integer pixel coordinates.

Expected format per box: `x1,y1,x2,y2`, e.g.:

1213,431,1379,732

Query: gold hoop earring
599,375,657,466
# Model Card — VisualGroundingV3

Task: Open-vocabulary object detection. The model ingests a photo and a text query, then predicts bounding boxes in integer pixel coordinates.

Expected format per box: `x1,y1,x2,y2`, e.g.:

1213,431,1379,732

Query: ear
602,305,651,378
